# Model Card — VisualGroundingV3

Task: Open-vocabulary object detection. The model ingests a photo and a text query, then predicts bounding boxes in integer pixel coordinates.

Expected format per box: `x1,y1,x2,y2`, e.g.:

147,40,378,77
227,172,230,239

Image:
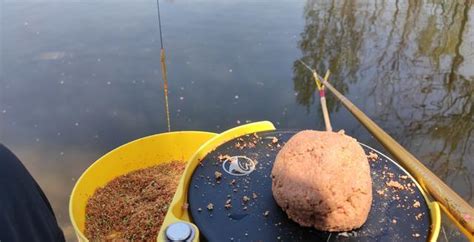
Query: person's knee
0,143,9,153
0,143,22,170
0,143,18,159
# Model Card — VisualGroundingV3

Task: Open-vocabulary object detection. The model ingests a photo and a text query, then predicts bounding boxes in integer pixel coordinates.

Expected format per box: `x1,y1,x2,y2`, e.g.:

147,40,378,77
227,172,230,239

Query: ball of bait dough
271,130,372,232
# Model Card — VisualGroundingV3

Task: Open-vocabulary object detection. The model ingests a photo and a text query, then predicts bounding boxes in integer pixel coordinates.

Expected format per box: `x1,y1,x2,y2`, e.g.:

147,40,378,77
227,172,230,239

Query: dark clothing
0,144,65,242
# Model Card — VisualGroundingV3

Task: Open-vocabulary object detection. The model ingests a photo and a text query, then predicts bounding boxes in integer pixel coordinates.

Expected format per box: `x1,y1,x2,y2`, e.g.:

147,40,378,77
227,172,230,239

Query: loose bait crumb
386,180,405,190
218,154,230,162
215,171,222,180
272,137,278,144
252,192,258,199
243,195,250,203
207,203,214,210
367,151,378,161
225,199,232,209
264,211,270,217
85,161,185,241
412,233,420,238
413,200,420,208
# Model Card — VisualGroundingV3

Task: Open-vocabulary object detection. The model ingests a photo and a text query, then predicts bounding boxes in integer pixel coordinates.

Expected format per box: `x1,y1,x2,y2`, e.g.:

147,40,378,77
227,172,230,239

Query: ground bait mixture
85,161,185,241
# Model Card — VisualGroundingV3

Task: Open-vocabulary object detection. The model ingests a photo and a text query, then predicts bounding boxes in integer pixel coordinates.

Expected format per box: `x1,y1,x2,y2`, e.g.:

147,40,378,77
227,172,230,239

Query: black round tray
188,130,431,241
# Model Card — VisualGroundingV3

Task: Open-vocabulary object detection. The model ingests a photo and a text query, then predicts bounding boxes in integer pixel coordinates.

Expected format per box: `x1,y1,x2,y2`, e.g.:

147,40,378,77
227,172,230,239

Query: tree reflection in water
293,1,473,240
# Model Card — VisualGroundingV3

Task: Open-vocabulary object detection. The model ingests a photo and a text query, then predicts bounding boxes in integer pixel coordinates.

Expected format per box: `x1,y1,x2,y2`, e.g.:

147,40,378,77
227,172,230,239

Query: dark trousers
0,144,65,242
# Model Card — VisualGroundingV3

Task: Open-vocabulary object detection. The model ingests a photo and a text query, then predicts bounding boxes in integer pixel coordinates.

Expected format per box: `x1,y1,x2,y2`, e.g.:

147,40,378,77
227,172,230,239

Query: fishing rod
156,0,171,132
299,61,474,239
298,60,332,131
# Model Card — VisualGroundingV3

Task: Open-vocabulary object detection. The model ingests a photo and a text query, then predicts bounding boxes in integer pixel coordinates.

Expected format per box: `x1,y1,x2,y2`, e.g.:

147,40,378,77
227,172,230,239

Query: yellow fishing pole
299,61,474,239
156,0,171,132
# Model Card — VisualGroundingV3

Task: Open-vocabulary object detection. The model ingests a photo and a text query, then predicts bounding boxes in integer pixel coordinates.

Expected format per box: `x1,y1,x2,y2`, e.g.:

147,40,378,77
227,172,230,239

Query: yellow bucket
69,131,217,241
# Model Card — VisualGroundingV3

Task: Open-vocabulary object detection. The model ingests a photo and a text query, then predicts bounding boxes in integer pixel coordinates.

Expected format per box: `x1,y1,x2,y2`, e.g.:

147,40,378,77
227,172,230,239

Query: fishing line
156,0,164,49
156,0,171,132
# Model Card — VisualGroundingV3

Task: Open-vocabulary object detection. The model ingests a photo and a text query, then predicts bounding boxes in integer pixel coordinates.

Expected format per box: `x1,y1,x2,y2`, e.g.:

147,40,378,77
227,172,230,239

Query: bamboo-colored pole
313,71,332,132
160,49,171,132
300,59,333,132
320,77,474,239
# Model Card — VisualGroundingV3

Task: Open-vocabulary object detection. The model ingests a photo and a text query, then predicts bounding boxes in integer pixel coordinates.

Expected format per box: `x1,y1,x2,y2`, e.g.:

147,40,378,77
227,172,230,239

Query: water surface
1,0,472,240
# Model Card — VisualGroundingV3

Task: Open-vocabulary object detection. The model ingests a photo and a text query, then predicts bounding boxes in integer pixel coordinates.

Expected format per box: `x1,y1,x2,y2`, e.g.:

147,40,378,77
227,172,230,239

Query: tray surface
188,130,431,241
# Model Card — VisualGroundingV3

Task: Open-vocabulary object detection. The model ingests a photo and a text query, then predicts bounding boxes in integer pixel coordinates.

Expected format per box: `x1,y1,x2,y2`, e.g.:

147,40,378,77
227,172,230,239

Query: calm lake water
1,0,473,241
